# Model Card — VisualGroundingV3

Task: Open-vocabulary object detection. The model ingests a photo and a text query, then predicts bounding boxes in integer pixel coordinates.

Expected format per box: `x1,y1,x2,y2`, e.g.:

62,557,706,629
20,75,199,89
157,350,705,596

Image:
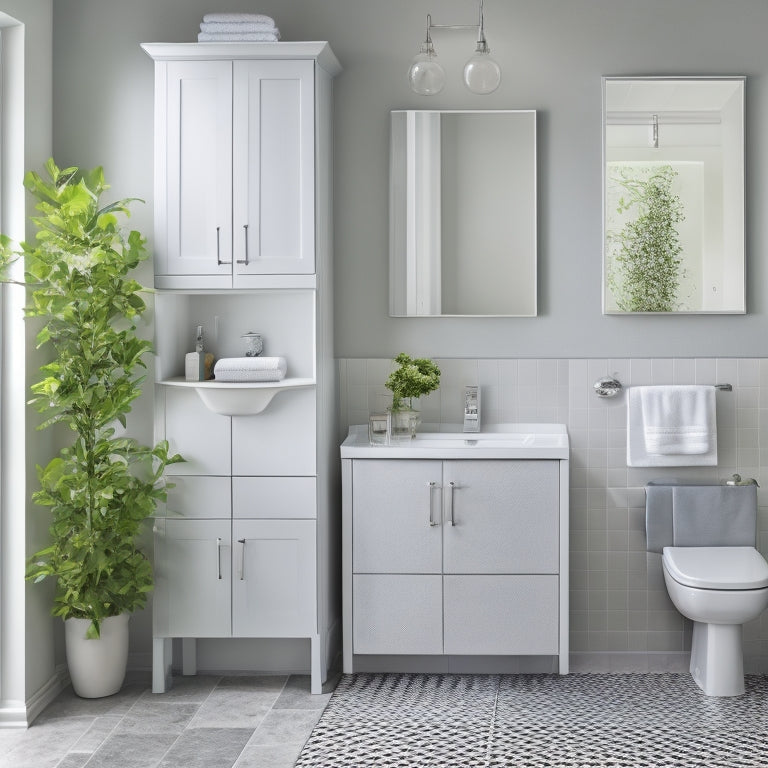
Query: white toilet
646,481,768,696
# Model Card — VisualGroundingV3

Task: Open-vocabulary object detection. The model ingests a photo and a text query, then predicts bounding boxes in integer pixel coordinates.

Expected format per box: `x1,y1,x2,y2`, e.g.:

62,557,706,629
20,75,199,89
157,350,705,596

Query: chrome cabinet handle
446,482,455,526
238,538,246,580
216,226,232,265
428,482,438,527
236,224,249,265
216,537,223,580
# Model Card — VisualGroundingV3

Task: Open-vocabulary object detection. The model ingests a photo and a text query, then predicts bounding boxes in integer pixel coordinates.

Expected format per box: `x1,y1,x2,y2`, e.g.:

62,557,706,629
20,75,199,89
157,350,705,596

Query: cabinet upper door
159,60,233,279
442,460,559,574
233,60,316,281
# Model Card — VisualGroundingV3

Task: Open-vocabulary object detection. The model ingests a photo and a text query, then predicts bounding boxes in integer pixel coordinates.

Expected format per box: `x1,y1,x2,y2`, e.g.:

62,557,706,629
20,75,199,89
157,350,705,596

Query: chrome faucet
463,385,481,433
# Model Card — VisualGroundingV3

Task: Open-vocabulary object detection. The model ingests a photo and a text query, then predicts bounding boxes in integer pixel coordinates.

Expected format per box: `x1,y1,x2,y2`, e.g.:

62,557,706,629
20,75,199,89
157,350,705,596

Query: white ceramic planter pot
64,613,129,698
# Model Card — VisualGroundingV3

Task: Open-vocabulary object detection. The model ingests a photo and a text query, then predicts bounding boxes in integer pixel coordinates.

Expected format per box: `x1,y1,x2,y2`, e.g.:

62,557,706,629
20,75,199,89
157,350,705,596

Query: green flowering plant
0,159,183,638
385,353,441,410
606,164,686,312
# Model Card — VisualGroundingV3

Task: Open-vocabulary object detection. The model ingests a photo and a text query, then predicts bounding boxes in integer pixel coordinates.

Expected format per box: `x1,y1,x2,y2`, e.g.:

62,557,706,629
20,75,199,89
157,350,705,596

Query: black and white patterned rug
295,673,768,767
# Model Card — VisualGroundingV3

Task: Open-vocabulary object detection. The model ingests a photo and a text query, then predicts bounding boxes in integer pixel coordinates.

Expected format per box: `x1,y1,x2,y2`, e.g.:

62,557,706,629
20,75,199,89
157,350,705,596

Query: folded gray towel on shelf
198,32,280,42
202,12,275,24
200,21,279,34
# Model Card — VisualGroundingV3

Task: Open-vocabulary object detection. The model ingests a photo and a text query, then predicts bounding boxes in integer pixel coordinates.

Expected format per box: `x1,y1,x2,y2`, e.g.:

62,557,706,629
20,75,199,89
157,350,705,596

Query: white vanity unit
341,425,569,674
142,42,341,695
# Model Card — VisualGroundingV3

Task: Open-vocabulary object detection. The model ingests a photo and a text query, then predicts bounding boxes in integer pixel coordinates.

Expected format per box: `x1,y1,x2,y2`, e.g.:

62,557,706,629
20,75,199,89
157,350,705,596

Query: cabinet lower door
154,519,231,637
353,574,443,655
232,520,316,637
443,575,559,655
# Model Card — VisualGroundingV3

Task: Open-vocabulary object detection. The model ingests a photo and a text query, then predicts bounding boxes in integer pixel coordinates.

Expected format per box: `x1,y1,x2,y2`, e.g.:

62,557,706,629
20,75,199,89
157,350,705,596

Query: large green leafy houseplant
0,159,182,638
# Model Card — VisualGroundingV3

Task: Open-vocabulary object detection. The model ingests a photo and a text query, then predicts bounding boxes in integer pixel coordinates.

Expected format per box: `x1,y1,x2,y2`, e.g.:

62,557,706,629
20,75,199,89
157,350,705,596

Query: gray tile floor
0,673,335,768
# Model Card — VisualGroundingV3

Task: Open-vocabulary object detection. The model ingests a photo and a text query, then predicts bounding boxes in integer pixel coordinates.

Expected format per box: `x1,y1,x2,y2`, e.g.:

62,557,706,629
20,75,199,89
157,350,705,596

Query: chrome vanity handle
216,226,232,265
446,482,455,526
238,538,246,580
216,537,223,580
236,224,249,265
428,482,438,527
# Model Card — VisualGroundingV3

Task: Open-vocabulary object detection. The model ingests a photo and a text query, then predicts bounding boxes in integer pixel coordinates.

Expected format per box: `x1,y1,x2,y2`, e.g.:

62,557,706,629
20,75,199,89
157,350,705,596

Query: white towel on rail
627,385,717,467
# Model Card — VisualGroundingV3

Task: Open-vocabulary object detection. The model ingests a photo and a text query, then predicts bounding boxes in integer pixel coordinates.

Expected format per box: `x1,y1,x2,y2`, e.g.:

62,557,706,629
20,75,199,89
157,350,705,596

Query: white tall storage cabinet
142,42,341,695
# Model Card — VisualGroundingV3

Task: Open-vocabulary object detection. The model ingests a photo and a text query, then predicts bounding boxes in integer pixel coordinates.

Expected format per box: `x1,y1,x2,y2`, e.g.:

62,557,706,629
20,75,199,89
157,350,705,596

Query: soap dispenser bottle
185,325,206,381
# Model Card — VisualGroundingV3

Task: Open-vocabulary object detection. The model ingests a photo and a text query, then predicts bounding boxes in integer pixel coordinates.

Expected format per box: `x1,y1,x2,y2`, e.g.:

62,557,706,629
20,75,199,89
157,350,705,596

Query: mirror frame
602,76,746,315
389,109,538,317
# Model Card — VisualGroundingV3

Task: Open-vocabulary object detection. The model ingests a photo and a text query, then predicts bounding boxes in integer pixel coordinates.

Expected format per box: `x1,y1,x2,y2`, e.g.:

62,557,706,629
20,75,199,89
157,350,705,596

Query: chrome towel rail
593,377,732,398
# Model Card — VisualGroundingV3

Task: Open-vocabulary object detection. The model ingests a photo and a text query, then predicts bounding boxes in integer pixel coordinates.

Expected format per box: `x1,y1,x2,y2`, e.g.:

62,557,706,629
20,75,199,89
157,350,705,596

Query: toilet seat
663,546,768,590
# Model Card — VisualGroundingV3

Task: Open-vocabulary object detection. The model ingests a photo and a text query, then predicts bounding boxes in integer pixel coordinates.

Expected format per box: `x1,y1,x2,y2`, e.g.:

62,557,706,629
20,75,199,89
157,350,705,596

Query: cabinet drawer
164,476,231,519
353,574,443,655
443,575,559,655
232,477,316,519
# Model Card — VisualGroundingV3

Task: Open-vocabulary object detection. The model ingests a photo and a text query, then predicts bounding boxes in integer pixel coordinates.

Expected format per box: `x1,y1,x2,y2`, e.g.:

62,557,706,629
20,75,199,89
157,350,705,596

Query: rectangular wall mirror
389,110,537,317
603,76,745,314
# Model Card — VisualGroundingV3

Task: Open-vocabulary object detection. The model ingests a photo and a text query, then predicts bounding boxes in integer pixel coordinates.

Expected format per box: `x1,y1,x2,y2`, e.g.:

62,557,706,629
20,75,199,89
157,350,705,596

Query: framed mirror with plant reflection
602,76,745,314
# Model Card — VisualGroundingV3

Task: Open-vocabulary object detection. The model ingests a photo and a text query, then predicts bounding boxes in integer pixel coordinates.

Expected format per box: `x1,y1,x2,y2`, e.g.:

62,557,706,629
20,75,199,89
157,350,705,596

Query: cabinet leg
182,638,197,676
152,637,173,693
310,634,322,694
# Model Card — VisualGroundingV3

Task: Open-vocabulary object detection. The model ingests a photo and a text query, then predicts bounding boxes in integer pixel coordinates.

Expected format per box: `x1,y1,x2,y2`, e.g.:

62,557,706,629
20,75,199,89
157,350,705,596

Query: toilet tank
645,481,757,553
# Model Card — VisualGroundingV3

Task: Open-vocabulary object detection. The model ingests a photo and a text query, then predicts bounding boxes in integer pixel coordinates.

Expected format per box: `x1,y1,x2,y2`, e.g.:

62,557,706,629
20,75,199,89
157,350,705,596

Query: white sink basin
340,423,569,459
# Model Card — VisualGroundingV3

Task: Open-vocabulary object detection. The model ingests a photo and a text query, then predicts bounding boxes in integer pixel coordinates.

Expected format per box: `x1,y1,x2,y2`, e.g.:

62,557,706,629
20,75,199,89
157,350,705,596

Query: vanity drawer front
164,476,232,519
443,575,559,655
353,574,443,655
232,477,317,519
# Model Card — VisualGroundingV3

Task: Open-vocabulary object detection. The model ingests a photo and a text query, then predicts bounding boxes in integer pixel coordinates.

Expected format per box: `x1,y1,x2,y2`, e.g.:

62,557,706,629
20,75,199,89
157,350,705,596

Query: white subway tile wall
338,358,768,672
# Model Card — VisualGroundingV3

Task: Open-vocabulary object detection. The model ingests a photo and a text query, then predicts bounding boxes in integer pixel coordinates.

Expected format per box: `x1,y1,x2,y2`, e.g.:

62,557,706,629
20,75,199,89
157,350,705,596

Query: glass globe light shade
463,49,501,95
408,45,446,96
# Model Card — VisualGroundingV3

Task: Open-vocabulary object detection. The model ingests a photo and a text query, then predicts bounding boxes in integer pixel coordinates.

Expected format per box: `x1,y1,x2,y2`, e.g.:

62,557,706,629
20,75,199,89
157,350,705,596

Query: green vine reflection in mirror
606,165,687,312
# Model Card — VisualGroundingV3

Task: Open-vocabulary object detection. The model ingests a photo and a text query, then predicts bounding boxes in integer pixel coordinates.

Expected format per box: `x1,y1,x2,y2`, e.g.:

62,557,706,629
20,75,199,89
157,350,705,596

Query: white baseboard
0,665,68,728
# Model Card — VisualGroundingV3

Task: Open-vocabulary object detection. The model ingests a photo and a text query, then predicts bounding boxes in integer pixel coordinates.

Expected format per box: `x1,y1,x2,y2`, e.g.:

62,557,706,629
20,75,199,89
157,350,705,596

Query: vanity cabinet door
158,60,233,280
233,60,315,280
154,519,231,638
232,519,316,637
351,459,442,574
442,460,559,574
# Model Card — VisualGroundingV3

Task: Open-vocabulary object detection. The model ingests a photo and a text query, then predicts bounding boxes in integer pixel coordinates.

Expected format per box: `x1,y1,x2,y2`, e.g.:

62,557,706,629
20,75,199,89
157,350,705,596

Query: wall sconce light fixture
408,0,501,96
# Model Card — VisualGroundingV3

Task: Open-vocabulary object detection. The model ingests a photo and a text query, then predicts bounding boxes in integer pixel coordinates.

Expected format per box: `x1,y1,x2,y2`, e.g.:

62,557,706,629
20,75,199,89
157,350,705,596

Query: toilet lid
663,546,768,590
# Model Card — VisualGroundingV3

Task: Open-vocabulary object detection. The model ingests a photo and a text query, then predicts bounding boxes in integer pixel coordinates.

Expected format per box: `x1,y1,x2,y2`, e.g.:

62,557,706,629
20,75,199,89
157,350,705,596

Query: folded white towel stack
213,356,287,383
198,12,280,42
627,385,717,467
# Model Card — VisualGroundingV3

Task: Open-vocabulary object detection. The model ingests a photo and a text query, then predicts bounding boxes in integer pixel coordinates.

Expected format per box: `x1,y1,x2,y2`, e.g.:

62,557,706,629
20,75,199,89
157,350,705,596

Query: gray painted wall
51,0,768,360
